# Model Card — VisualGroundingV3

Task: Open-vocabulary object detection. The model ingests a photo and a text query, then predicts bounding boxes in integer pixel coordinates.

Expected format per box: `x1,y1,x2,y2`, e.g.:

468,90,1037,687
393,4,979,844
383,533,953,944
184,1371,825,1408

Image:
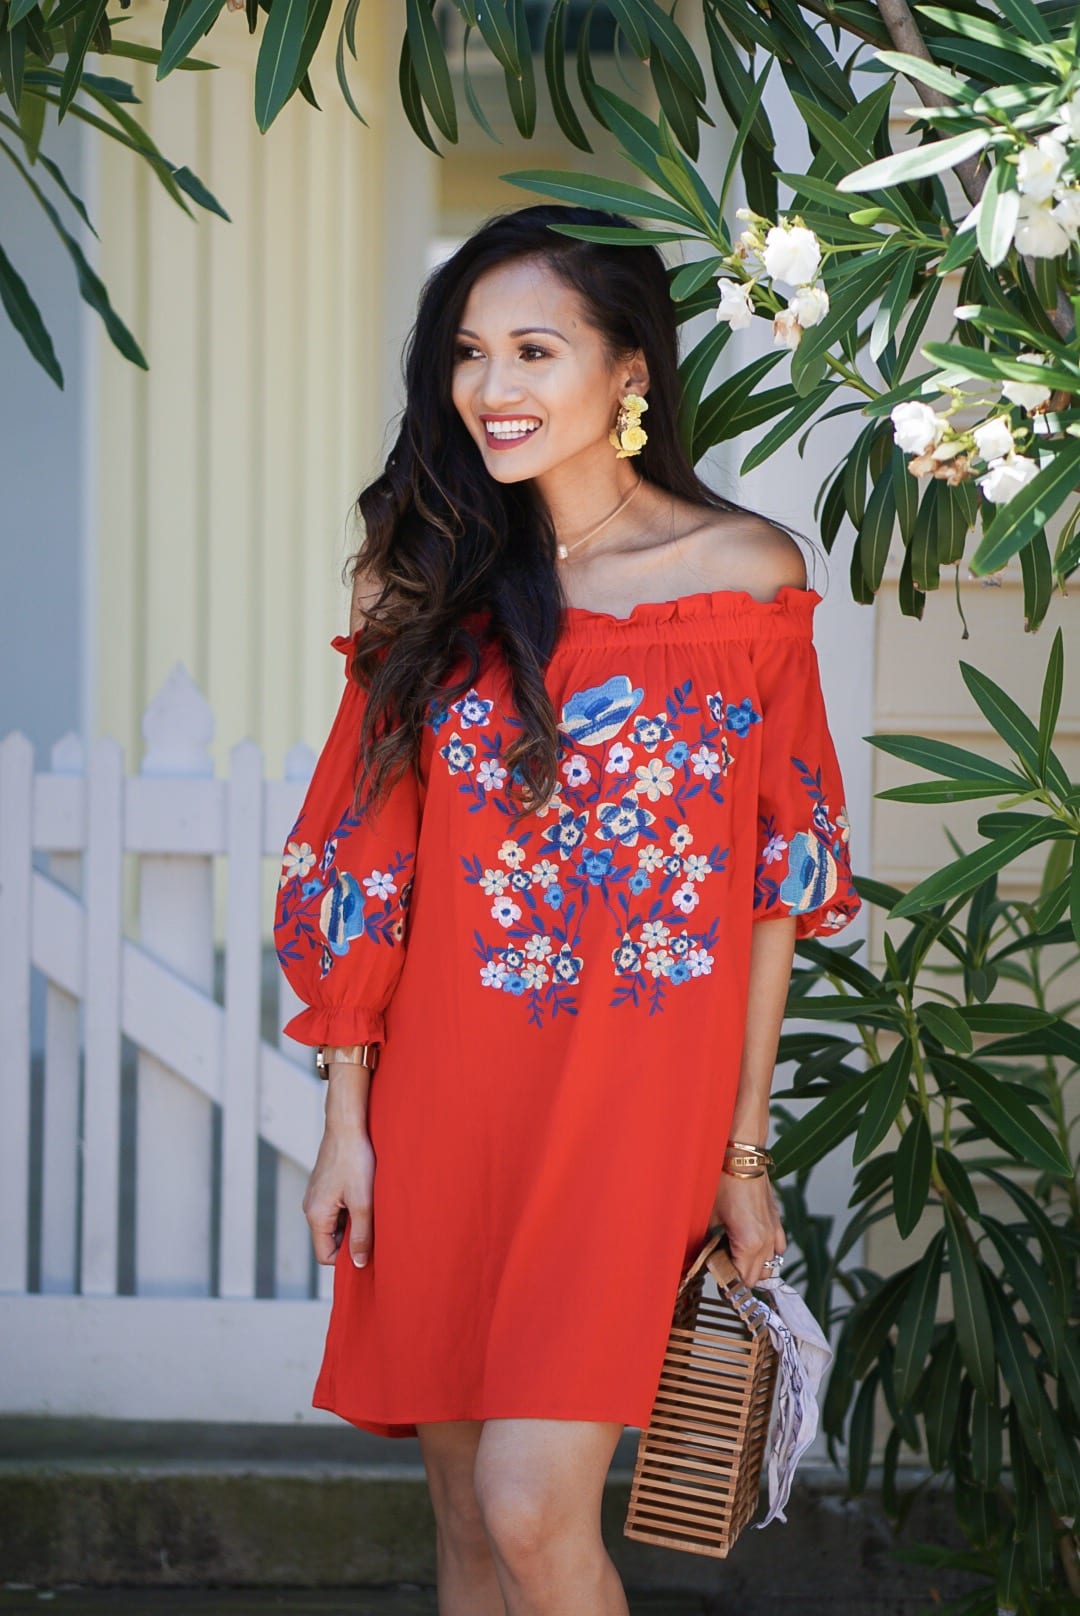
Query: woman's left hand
709,1169,787,1290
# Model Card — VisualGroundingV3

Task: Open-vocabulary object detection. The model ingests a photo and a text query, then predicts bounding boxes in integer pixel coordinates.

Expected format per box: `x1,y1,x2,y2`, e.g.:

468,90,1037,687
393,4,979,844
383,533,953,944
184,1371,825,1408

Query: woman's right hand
303,1070,377,1266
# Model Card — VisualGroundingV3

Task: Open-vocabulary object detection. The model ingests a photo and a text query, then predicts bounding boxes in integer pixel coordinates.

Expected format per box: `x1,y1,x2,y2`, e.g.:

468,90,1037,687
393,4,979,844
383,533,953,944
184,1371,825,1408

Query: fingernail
352,1254,368,1268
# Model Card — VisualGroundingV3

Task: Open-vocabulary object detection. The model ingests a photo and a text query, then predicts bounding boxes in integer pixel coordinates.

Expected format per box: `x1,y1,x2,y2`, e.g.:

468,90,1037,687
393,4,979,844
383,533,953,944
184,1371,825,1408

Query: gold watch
315,1042,381,1078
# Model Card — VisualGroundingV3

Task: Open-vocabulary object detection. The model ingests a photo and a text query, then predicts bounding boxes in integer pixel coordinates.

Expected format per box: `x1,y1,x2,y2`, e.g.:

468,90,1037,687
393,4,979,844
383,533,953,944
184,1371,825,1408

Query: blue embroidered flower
595,793,656,846
630,712,675,752
440,732,477,774
452,688,494,729
725,698,761,737
579,846,615,886
629,869,651,895
779,831,838,914
540,803,590,860
665,741,690,766
319,871,366,958
544,884,564,910
560,675,645,747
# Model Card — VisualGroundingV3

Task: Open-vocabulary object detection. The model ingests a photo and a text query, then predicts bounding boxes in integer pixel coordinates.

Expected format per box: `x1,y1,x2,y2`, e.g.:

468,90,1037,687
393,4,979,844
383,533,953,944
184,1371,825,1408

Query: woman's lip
482,421,542,451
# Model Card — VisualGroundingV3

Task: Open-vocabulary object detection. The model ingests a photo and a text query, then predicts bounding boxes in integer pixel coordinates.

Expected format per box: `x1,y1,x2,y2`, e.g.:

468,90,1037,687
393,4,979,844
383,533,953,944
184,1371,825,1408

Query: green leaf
1036,626,1063,783
157,0,227,77
943,1203,996,1402
847,1369,879,1495
958,1002,1056,1034
894,1228,945,1405
853,1040,913,1164
769,1066,881,1177
638,0,707,102
922,340,1080,395
677,320,731,450
970,1378,1002,1492
872,49,974,101
857,461,896,594
607,0,650,59
57,0,107,121
934,1054,1072,1176
894,1109,933,1238
397,30,440,155
543,0,591,152
973,441,1080,579
975,159,1020,269
850,1267,915,1379
981,1271,1055,1468
981,0,1053,46
917,1002,973,1053
503,0,536,139
875,779,1015,804
705,5,774,152
474,0,520,75
935,1148,980,1219
980,1166,1070,1304
981,1216,1064,1376
837,128,991,192
0,238,63,386
886,817,1065,919
920,1329,961,1469
497,167,701,231
959,660,1072,797
791,248,901,395
1070,840,1080,951
864,732,1027,788
739,382,840,475
404,0,457,143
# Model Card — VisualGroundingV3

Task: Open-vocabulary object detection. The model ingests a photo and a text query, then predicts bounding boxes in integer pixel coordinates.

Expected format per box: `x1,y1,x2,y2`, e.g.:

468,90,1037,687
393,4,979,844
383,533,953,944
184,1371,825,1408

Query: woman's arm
710,915,796,1289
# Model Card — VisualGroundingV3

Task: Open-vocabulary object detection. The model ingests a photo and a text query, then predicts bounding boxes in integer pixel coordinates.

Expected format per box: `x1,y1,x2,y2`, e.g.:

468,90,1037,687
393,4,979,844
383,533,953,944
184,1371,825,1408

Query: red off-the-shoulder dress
274,585,861,1438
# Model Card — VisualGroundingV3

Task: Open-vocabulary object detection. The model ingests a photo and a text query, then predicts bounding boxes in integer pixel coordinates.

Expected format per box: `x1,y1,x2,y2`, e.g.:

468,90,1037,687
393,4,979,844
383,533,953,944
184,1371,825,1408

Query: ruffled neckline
330,584,820,656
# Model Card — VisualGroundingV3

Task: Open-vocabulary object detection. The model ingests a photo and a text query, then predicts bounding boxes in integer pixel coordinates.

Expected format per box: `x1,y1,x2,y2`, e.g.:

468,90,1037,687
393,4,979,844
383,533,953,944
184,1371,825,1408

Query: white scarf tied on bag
742,1276,834,1527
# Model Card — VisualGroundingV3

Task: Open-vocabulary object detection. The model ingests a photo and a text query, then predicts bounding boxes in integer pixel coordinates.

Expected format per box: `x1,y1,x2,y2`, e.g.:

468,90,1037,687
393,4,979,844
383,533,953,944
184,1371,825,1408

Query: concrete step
0,1420,981,1614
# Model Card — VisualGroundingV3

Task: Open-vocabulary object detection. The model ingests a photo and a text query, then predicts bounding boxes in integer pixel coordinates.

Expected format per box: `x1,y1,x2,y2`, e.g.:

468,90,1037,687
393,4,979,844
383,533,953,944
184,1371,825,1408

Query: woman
274,203,861,1616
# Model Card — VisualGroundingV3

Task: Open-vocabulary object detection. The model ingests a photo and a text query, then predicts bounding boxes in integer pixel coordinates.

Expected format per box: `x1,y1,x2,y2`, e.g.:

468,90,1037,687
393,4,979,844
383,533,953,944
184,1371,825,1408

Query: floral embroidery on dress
275,802,414,982
431,675,761,1026
754,757,857,931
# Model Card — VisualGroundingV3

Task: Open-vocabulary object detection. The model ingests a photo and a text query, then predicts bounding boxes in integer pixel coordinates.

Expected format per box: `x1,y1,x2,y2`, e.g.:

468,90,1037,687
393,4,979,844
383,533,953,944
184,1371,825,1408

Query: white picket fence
0,666,341,1423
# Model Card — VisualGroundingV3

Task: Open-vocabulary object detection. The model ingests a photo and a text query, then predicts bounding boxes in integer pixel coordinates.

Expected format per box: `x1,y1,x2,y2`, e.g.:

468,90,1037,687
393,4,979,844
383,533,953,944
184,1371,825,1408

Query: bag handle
678,1223,772,1337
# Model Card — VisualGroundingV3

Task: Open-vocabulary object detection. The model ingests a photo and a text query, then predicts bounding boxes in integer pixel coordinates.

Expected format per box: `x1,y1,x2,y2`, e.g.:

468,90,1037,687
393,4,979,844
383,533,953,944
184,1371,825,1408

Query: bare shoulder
679,509,808,602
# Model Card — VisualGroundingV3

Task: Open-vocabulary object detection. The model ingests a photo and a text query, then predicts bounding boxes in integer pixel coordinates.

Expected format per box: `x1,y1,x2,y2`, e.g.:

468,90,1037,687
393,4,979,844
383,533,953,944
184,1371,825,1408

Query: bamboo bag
623,1226,780,1559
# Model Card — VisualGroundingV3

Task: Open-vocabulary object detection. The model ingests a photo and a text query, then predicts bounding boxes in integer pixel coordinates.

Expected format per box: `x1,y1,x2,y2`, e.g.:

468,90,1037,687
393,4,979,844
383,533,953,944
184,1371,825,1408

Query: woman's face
451,257,645,484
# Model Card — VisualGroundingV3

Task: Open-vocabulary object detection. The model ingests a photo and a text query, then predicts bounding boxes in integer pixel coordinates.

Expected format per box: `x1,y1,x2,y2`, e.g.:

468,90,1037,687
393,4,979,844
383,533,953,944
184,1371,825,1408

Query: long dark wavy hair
343,202,807,832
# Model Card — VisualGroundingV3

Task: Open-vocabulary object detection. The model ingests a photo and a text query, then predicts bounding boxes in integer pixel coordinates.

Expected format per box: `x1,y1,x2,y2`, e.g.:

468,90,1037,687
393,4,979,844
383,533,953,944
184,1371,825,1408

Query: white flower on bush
972,416,1016,463
772,307,802,349
1015,195,1073,258
1052,189,1080,241
1001,353,1053,411
714,278,755,330
1050,88,1080,144
1015,135,1068,203
978,453,1039,504
890,400,947,455
788,283,830,328
762,223,822,289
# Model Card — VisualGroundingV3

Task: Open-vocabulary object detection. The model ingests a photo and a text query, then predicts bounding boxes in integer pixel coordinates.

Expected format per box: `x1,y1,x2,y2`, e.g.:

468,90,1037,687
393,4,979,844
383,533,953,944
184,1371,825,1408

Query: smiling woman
274,203,859,1615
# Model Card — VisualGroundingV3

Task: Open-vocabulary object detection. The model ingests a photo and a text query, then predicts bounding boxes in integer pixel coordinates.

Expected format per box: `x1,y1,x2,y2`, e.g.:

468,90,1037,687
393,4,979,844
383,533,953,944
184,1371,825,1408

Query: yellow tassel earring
609,391,649,459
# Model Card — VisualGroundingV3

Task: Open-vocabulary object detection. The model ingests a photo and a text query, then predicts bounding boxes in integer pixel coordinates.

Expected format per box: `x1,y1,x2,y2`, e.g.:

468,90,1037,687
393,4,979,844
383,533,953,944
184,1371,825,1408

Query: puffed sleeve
749,617,862,940
273,633,421,1046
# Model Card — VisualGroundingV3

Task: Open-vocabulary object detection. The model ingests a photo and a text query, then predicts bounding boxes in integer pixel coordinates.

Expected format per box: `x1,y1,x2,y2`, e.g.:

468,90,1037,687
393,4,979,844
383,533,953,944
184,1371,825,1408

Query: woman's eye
453,344,550,362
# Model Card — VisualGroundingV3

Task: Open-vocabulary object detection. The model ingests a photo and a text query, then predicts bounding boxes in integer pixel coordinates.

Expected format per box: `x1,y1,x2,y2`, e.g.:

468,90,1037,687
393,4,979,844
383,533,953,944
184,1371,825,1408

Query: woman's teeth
485,420,541,441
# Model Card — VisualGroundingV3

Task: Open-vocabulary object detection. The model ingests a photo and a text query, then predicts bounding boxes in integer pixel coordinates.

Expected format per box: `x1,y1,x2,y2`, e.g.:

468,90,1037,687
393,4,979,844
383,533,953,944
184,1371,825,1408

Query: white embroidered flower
891,400,947,454
637,844,666,872
362,869,398,900
280,840,316,886
772,307,802,349
480,959,509,988
671,884,700,914
498,838,528,868
477,758,507,791
762,832,789,865
687,947,714,977
644,948,674,979
762,223,822,288
479,866,510,896
690,744,721,780
669,822,693,852
1016,135,1068,202
714,277,755,330
682,853,712,883
605,742,634,773
1014,195,1072,258
788,283,830,328
529,859,560,888
633,758,676,800
491,895,523,927
520,961,549,989
1001,353,1053,411
562,754,591,788
978,453,1039,504
972,416,1016,462
640,919,671,948
524,933,553,960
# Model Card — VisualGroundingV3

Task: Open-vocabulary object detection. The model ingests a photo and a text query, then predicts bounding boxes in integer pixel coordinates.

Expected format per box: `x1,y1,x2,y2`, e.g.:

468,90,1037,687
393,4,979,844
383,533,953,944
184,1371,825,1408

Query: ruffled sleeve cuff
282,1005,387,1048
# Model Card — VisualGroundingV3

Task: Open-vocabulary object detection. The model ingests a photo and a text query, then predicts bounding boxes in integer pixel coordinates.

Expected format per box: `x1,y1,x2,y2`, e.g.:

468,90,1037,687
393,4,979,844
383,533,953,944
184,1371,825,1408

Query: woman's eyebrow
457,326,568,341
